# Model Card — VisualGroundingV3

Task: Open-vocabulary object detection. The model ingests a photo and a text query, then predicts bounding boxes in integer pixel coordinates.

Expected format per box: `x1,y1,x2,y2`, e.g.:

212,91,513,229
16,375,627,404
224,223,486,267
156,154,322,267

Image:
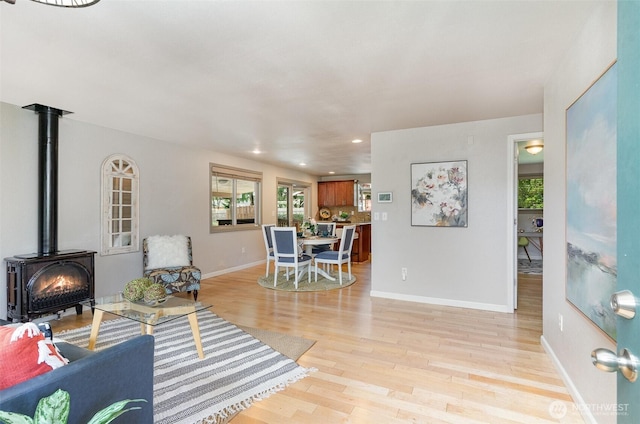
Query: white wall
542,3,617,423
370,114,542,312
0,101,316,320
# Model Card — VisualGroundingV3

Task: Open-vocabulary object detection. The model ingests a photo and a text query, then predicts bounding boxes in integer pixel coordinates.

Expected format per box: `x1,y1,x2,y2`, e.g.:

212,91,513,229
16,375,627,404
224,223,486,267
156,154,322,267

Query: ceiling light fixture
1,0,100,7
524,140,544,155
352,139,363,144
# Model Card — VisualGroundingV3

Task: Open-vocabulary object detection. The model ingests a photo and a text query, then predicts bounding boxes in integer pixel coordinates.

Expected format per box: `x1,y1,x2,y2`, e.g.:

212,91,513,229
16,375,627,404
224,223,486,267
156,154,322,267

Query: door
592,5,640,421
277,182,309,229
277,185,290,227
513,140,519,309
613,3,640,420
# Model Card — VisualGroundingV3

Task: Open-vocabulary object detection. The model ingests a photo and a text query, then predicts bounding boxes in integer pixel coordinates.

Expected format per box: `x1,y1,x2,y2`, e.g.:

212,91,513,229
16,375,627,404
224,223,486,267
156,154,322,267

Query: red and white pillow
0,322,68,390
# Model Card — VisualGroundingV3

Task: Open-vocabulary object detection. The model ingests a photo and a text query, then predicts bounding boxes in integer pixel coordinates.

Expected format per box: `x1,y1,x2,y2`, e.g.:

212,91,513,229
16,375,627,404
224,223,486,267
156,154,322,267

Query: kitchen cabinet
318,182,335,206
318,181,355,206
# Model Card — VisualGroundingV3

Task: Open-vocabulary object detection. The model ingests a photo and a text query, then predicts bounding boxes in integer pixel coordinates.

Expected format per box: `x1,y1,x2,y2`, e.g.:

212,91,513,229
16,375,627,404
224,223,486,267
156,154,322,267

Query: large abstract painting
411,160,467,227
566,62,617,340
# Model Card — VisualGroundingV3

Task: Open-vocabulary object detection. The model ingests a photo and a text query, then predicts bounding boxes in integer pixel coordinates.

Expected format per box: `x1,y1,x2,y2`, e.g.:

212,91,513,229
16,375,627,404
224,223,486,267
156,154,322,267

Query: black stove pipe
22,104,72,255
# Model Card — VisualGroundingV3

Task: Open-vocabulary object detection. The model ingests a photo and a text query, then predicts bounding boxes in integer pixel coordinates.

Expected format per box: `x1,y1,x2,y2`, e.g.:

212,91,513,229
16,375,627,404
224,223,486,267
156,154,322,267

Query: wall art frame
410,160,468,227
565,62,617,341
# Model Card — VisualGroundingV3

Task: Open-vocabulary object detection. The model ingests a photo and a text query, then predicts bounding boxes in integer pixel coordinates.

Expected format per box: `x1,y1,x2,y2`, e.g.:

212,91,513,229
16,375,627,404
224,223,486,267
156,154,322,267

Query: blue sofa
0,335,155,423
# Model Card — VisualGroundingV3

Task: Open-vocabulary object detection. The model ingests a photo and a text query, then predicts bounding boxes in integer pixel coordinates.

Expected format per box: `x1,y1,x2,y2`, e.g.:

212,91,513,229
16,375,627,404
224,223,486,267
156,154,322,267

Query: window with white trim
101,154,139,255
210,163,262,232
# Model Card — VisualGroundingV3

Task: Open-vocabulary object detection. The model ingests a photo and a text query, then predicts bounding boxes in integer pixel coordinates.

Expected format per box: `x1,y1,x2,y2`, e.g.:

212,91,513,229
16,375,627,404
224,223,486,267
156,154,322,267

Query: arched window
101,154,139,255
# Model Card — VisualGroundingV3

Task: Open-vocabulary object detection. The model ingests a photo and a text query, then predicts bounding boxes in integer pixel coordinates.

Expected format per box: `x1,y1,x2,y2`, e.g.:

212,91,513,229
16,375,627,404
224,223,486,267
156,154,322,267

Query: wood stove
5,250,95,322
4,104,96,322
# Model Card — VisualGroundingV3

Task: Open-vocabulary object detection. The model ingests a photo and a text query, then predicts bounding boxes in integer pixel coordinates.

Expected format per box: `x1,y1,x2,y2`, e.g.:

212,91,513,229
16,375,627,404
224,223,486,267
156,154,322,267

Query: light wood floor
50,264,584,423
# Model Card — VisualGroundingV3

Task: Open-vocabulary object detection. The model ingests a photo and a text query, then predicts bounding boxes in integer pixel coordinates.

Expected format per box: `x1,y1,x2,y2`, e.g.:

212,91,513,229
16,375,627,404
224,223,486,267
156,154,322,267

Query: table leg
142,309,161,335
139,323,154,335
87,309,104,350
529,237,543,257
187,312,205,359
305,245,336,281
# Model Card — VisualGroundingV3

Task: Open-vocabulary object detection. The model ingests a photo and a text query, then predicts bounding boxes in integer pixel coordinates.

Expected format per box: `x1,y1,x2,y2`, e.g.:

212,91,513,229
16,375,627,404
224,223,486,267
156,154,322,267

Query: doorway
507,132,544,311
277,180,310,229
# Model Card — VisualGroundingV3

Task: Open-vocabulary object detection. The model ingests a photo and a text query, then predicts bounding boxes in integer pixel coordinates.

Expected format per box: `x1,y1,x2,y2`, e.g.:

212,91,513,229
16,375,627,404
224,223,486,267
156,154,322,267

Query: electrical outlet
241,247,246,254
401,267,407,281
558,314,563,332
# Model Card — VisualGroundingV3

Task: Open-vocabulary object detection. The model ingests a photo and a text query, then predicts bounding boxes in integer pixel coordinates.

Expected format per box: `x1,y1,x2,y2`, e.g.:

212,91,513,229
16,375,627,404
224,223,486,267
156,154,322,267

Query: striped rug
57,310,313,424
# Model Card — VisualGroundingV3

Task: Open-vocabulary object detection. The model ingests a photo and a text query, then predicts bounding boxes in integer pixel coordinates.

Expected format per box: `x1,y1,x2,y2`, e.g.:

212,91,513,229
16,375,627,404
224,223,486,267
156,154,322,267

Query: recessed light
299,162,306,166
328,171,335,174
252,149,261,154
352,139,363,144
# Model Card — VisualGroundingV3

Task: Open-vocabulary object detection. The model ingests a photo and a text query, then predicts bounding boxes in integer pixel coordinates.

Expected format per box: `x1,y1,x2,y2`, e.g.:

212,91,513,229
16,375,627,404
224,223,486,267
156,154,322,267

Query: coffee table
82,294,211,359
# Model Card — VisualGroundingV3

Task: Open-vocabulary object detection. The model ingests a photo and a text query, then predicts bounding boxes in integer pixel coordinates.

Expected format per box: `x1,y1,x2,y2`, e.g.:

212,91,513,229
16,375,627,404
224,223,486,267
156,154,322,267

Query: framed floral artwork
411,160,468,227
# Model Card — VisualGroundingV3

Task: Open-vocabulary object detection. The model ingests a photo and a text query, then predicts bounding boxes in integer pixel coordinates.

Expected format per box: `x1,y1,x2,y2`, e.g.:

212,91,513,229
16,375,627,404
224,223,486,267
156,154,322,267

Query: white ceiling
1,0,602,176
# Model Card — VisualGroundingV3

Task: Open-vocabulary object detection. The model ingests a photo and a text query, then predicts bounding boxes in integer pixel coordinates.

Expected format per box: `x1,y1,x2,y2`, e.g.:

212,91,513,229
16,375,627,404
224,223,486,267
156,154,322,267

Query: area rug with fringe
57,310,314,424
518,259,543,275
258,270,356,291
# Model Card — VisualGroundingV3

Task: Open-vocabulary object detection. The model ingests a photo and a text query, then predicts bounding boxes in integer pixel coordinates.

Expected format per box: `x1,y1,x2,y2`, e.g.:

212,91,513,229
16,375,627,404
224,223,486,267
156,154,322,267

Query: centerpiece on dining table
301,218,317,237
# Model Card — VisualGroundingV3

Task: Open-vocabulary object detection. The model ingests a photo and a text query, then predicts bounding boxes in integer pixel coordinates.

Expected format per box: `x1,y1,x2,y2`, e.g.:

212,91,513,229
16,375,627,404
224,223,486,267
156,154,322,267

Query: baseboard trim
540,335,596,424
201,260,265,279
369,290,511,313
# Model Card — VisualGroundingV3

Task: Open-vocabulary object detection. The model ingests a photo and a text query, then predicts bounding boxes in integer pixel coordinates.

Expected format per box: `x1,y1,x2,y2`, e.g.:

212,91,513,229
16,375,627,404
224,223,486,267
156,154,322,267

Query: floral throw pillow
0,322,69,390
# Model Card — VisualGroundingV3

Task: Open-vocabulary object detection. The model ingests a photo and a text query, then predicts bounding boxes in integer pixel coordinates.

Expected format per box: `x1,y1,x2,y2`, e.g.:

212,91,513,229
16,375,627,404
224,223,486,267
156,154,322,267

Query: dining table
298,236,339,280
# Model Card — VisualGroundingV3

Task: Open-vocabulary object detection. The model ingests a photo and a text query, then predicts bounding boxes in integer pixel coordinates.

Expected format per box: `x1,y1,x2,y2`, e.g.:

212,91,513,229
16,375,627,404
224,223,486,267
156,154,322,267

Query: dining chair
314,225,356,285
270,226,312,289
261,224,275,276
312,222,337,254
